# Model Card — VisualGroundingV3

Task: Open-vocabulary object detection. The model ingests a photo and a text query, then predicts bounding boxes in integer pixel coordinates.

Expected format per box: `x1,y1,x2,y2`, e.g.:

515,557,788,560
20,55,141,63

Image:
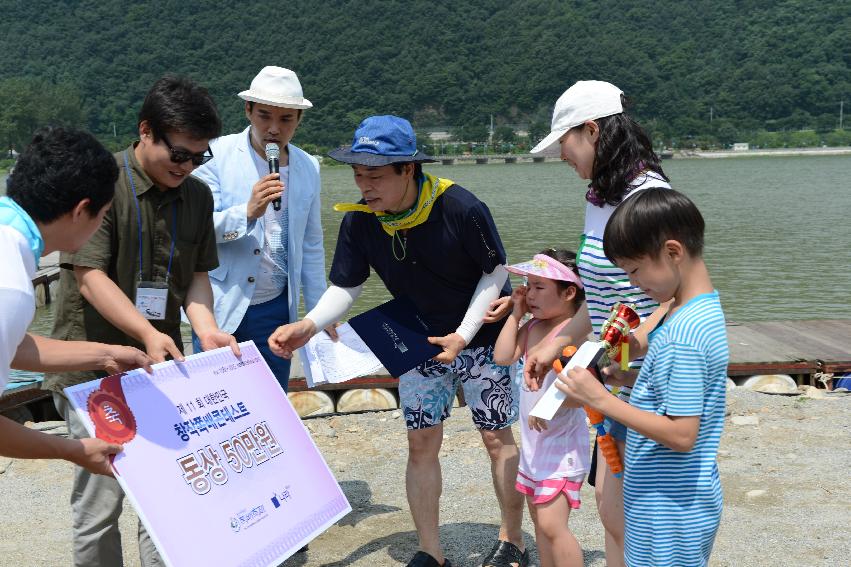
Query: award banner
64,341,351,567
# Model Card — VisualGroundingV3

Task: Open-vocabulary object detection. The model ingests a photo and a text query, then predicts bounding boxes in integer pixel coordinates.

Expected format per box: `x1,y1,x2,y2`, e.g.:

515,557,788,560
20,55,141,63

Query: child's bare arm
493,318,526,366
628,300,672,359
604,401,699,452
493,286,529,366
558,367,701,452
523,302,592,390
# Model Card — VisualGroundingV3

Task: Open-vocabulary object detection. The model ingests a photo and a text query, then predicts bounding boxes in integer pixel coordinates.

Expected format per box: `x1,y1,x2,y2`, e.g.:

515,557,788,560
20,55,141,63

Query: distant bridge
431,154,561,165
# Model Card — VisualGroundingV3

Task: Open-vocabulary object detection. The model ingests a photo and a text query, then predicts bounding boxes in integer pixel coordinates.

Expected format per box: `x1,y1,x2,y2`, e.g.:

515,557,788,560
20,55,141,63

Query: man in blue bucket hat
269,115,529,567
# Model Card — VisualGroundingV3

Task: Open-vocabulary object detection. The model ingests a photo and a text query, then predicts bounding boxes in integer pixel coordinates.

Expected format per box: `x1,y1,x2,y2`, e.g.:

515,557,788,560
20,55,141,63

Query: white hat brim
238,90,313,110
530,128,568,154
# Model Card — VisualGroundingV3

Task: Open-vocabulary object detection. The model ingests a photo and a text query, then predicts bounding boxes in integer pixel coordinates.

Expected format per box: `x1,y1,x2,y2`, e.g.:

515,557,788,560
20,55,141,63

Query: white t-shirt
250,149,290,305
0,225,37,392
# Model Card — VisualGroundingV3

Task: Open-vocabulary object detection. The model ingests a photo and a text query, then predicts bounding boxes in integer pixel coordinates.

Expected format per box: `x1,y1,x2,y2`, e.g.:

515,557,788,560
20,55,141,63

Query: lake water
318,155,851,321
4,154,851,370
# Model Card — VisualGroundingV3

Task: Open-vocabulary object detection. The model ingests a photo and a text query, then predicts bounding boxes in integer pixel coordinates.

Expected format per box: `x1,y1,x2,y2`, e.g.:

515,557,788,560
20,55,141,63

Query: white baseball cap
238,66,313,109
530,80,623,154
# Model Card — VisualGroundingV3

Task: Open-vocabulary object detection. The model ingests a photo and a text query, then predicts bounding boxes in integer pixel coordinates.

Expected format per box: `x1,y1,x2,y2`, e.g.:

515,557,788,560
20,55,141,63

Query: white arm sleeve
454,265,509,345
304,284,363,331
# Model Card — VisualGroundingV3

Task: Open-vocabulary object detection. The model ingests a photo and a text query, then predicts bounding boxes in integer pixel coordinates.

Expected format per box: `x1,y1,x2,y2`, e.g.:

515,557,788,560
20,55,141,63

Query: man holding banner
44,76,238,567
1,127,151,475
268,115,528,567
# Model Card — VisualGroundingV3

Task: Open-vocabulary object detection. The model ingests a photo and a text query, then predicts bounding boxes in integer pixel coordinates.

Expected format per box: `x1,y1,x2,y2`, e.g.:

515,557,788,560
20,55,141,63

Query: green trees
493,126,516,144
0,0,847,152
0,78,87,154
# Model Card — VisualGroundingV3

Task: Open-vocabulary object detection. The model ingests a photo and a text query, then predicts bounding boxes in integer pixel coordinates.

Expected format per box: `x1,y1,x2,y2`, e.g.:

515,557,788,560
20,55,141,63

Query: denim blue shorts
605,416,628,441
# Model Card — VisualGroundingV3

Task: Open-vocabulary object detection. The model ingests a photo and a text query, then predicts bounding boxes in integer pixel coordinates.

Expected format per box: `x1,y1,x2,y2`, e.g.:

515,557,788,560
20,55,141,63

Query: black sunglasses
160,133,214,166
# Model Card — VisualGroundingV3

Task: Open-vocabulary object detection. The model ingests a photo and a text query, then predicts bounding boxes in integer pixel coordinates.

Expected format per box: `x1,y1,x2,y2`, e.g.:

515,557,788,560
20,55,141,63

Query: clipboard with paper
300,296,441,385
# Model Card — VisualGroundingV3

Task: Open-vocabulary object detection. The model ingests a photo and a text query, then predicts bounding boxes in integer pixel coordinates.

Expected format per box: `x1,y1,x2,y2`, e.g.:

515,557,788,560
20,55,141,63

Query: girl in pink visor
493,249,590,567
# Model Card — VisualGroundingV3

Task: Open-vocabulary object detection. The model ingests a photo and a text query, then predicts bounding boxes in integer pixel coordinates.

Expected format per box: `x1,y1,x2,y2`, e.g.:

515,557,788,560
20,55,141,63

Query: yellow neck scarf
333,173,454,236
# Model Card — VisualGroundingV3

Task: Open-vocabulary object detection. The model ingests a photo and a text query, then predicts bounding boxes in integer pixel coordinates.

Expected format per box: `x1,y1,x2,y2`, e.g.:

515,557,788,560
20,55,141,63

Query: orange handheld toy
553,345,623,478
553,345,624,478
585,405,624,477
551,302,641,478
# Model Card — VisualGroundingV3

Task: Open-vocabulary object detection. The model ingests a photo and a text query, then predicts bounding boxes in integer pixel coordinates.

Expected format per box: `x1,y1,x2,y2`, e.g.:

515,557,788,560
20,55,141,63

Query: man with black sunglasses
161,131,214,166
45,75,238,567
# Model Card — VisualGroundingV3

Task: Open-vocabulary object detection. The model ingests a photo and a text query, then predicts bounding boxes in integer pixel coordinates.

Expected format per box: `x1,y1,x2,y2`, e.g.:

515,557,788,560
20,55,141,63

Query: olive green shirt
43,144,218,392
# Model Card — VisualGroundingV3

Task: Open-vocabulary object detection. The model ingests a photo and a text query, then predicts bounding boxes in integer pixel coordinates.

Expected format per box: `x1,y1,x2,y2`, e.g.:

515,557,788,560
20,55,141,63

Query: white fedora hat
531,80,623,154
238,66,313,109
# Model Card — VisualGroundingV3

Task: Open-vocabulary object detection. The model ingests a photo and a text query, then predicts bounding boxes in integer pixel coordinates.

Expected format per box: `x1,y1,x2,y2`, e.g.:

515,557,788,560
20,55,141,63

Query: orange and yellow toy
551,302,641,478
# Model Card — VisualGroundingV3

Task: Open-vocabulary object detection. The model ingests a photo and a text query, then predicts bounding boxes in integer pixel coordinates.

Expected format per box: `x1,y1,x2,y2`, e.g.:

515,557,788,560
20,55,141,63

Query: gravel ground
1,388,848,567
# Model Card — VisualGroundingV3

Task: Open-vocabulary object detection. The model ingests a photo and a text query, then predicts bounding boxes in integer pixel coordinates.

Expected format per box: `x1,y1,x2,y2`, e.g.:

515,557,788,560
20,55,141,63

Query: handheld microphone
265,143,281,211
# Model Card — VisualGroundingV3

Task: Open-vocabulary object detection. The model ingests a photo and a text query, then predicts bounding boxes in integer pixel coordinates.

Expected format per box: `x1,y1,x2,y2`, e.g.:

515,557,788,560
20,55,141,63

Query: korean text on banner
64,341,351,567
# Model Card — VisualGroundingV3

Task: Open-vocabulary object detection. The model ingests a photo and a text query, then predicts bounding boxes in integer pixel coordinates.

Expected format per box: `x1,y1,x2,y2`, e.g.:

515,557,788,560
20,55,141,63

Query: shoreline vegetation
314,145,851,166
674,146,851,159
1,1,847,158
4,146,849,173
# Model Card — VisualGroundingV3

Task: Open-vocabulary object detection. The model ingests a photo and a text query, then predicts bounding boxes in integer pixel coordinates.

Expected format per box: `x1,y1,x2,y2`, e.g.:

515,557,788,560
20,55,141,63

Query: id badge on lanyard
136,279,169,320
125,151,176,322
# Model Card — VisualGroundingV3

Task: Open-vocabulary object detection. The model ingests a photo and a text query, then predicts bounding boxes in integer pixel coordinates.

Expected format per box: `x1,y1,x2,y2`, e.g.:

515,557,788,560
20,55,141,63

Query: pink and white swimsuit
515,318,591,506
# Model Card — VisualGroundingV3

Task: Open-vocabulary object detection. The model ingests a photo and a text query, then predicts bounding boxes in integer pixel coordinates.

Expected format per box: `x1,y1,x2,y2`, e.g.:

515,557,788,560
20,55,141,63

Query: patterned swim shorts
516,472,584,507
399,345,519,431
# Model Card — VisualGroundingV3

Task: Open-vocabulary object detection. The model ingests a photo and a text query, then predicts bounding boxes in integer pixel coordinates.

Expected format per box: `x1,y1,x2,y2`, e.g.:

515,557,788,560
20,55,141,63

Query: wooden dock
286,319,851,393
3,319,850,414
726,319,851,379
32,251,61,306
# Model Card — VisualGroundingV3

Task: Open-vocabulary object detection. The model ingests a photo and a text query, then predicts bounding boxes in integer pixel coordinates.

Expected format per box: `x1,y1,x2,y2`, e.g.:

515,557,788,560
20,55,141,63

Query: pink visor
506,254,584,289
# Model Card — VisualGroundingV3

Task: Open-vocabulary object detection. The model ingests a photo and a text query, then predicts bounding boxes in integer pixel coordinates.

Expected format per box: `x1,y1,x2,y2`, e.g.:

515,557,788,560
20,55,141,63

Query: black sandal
407,550,453,567
481,540,529,567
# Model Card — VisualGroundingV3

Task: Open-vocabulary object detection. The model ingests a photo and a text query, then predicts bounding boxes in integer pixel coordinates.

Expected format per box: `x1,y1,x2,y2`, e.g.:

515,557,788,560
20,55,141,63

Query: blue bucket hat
328,115,436,166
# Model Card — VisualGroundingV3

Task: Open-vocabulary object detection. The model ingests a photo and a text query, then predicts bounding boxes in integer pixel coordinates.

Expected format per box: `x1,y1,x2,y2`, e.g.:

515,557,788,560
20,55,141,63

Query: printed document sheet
300,323,385,387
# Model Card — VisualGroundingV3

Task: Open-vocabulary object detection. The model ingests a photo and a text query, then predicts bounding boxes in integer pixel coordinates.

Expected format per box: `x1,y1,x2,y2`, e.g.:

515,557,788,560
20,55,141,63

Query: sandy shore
1,388,848,567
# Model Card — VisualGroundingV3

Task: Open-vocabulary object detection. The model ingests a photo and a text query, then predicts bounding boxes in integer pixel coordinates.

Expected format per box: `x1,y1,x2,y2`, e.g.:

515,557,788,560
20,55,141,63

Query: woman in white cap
193,66,332,392
522,81,670,567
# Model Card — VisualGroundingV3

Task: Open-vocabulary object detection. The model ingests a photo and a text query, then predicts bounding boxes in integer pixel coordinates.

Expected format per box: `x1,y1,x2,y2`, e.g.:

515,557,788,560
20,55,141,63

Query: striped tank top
577,171,671,396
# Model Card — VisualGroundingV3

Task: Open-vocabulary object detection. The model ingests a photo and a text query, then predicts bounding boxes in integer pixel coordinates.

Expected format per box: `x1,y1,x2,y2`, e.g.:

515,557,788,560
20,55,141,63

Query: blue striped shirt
624,291,729,567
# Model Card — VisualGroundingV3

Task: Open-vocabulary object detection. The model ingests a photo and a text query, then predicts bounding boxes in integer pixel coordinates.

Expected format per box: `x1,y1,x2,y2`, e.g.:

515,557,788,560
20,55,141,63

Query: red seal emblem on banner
87,374,137,445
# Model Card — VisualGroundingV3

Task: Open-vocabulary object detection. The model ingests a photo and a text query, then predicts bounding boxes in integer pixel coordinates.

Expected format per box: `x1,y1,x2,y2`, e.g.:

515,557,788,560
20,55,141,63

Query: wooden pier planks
4,320,850,413
726,319,851,375
287,320,851,388
31,251,61,306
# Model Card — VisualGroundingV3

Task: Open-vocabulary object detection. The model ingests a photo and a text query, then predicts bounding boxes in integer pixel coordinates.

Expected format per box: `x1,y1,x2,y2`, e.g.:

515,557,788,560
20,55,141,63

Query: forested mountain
0,0,848,151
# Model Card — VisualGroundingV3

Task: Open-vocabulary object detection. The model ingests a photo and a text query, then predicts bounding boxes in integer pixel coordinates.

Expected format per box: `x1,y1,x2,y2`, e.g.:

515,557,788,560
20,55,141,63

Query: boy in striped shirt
558,188,728,567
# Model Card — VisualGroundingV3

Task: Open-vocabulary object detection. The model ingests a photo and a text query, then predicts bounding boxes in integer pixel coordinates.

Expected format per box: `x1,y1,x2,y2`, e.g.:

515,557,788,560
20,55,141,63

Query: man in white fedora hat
193,66,332,392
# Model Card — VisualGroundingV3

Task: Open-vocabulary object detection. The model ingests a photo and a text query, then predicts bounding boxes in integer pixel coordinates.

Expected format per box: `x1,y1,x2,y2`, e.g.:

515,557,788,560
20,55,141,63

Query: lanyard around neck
123,152,177,283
